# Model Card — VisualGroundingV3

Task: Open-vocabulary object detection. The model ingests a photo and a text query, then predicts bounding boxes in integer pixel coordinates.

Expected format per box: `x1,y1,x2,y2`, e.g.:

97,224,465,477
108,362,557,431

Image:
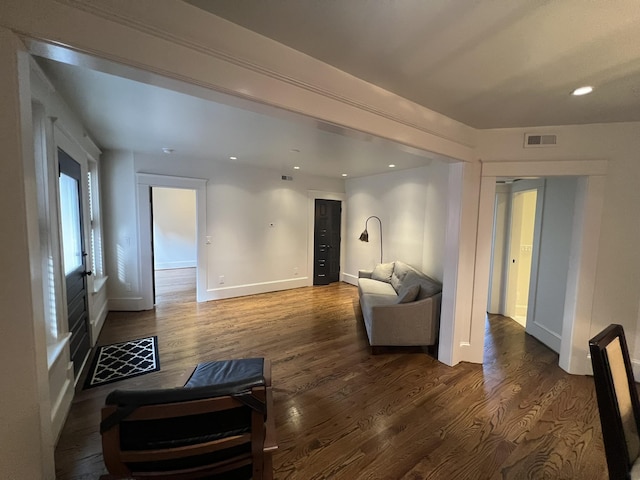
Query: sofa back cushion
390,261,413,292
396,284,421,303
402,270,442,300
371,262,395,283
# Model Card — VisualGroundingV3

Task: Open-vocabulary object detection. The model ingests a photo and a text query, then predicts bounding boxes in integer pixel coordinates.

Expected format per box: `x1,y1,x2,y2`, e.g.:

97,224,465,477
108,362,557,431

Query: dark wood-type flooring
56,273,608,479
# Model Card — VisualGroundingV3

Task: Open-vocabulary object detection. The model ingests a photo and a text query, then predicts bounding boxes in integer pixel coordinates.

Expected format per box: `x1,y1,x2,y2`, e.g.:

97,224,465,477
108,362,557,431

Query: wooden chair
100,358,277,480
589,325,640,480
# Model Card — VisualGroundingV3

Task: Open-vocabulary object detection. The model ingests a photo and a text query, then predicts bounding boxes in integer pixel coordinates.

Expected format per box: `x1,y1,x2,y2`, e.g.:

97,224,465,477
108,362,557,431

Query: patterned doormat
84,336,160,389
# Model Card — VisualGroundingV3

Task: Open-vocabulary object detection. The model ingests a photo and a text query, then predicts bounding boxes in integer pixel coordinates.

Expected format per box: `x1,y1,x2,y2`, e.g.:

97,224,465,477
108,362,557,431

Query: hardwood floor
154,267,197,304
55,281,608,479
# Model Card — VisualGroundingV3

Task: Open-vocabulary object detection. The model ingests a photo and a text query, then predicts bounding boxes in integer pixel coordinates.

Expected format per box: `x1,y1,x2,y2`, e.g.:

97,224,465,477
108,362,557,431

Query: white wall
103,152,345,308
102,150,142,309
488,184,509,313
478,123,640,372
344,162,450,282
0,29,55,479
152,187,196,270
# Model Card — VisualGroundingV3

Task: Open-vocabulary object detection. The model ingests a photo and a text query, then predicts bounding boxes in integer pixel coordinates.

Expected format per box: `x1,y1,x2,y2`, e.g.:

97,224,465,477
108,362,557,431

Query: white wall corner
633,359,640,383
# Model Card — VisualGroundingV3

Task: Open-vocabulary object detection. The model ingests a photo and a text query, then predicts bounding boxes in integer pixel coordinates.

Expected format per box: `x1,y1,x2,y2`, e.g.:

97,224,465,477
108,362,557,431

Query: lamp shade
358,216,383,264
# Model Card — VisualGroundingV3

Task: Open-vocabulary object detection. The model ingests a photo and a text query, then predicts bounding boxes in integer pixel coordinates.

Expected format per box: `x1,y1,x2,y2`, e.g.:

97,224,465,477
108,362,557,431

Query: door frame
136,173,207,309
470,159,607,374
307,190,346,286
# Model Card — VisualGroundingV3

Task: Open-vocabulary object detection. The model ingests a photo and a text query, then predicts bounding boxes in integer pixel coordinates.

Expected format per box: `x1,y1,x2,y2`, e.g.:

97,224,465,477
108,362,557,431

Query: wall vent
281,175,293,181
524,133,557,148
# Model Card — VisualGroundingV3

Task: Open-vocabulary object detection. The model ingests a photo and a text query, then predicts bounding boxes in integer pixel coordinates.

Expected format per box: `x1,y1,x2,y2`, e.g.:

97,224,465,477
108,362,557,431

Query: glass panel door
59,172,83,275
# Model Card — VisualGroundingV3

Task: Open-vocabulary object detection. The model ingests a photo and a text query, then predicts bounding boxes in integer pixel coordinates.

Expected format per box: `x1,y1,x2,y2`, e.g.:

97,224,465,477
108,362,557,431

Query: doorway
136,173,207,310
313,199,342,285
504,179,544,327
151,187,197,304
487,175,583,359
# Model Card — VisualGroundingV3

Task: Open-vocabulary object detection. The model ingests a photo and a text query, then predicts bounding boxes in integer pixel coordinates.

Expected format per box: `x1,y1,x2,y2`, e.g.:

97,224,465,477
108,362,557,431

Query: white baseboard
108,296,146,311
526,320,561,353
203,277,309,301
154,261,196,270
342,272,358,286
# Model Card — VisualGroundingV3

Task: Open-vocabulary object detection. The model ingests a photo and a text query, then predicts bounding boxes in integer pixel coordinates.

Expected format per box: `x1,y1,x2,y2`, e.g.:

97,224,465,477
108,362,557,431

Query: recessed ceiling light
341,173,348,177
388,164,396,168
294,166,300,170
162,147,174,154
229,156,237,160
571,86,593,96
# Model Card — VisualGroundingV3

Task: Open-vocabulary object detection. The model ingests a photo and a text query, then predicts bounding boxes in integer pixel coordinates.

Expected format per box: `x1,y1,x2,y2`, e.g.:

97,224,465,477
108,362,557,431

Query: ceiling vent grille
524,133,557,148
281,175,293,181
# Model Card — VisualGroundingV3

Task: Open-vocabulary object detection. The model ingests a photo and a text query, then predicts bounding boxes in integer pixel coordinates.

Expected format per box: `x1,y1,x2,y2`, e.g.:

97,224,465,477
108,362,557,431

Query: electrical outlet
293,267,299,276
219,275,225,285
125,282,132,291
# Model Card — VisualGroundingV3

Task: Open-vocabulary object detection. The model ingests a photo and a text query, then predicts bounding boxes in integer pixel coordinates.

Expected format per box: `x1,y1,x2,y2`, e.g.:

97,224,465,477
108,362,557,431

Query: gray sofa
358,261,442,350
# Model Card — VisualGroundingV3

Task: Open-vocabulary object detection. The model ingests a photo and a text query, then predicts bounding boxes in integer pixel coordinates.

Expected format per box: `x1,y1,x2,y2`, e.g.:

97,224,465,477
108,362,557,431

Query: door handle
83,270,93,277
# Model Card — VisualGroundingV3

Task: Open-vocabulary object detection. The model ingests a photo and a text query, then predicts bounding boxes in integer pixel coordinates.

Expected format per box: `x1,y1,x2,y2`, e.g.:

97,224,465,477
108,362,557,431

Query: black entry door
58,148,91,377
314,199,341,285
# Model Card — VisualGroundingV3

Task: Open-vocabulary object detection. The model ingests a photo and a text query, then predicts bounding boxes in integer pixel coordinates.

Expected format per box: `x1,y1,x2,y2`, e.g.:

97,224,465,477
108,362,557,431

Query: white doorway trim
307,190,347,286
136,173,207,309
470,159,607,374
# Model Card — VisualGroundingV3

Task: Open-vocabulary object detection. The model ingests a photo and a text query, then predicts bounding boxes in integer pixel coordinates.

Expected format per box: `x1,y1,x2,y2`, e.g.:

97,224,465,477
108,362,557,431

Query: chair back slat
119,434,252,463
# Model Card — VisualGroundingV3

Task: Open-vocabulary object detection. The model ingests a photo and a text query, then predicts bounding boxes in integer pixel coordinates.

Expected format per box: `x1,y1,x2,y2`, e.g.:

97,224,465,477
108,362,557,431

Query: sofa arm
367,294,441,346
358,269,373,279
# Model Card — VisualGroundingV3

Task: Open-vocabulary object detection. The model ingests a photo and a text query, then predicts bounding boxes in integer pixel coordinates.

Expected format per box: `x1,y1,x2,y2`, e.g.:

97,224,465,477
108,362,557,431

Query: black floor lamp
359,215,383,264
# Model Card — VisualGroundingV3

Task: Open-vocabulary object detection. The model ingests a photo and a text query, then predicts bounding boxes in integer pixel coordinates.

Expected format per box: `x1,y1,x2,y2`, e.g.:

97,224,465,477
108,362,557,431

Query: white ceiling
187,0,640,129
37,57,436,179
36,1,640,179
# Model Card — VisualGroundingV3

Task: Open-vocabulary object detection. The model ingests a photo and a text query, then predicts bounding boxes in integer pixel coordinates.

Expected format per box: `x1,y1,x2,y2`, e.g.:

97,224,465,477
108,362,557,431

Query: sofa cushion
371,262,394,283
402,271,442,300
358,278,397,296
396,284,420,304
390,261,413,292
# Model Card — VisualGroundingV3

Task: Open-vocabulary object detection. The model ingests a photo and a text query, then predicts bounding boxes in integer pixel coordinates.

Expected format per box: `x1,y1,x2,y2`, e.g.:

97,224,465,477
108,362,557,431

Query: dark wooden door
58,148,91,378
314,199,341,285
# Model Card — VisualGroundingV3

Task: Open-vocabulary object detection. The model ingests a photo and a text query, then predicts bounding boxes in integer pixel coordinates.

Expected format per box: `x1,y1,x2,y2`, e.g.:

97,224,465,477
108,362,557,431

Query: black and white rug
84,336,160,389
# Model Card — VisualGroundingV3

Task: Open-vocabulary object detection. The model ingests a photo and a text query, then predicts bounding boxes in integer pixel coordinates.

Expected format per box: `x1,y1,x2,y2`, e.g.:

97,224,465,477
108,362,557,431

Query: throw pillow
396,284,420,304
371,262,394,283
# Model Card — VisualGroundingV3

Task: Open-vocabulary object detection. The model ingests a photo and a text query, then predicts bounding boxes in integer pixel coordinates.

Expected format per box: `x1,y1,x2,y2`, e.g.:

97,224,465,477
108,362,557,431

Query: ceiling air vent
524,133,557,148
281,175,293,181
